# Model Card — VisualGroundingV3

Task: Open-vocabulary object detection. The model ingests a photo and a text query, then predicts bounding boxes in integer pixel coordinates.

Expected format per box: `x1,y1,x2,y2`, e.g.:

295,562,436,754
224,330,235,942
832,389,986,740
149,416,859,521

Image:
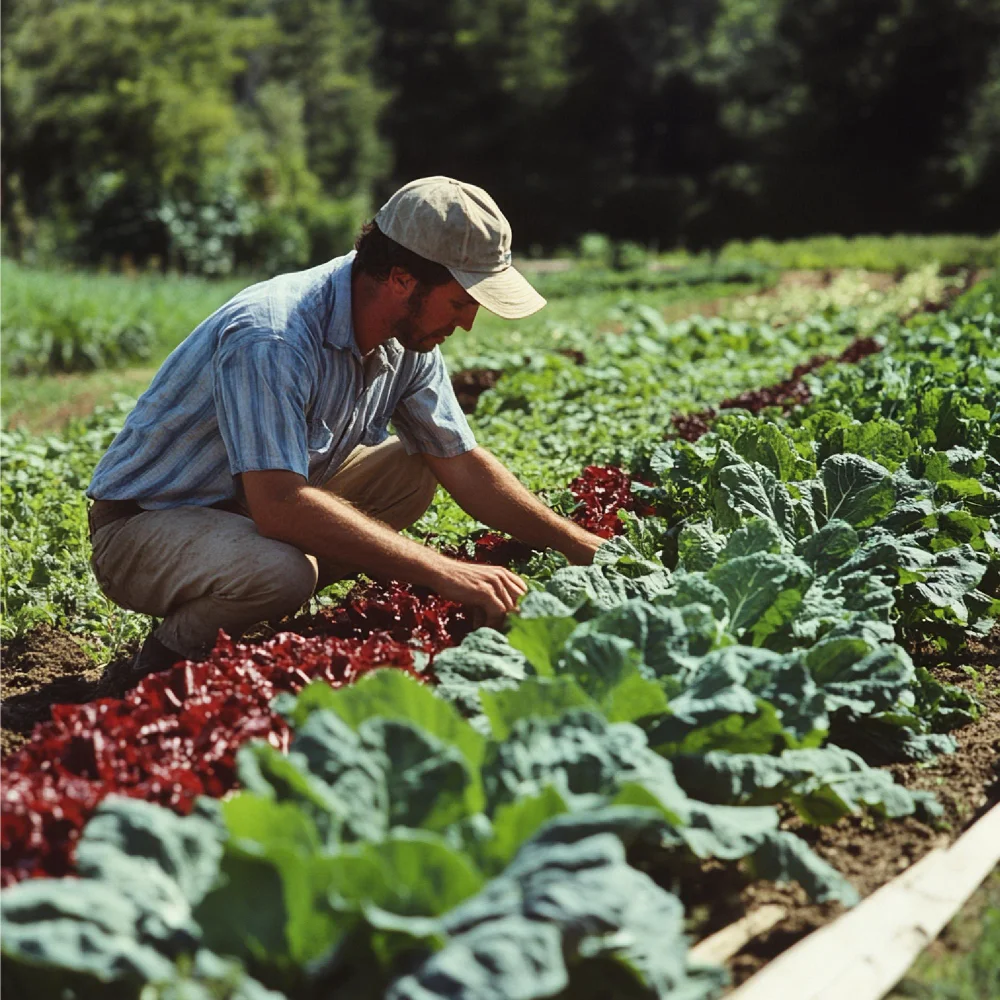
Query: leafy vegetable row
2,279,996,1000
0,468,647,887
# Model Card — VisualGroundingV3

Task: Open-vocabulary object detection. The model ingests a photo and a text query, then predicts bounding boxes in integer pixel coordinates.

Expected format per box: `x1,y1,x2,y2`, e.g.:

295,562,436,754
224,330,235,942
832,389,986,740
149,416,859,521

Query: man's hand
428,558,528,628
423,447,608,565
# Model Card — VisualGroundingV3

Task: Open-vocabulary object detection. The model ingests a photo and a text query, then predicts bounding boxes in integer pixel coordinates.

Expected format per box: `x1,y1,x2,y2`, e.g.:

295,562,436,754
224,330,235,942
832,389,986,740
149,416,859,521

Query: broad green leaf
733,421,814,481
719,517,788,561
0,879,177,988
677,520,725,572
329,831,485,919
361,717,482,829
716,457,799,541
749,831,859,905
652,700,787,757
507,613,577,677
820,454,895,527
386,917,568,1000
796,519,859,575
287,669,486,771
708,552,811,642
477,786,569,872
601,667,671,723
481,677,596,741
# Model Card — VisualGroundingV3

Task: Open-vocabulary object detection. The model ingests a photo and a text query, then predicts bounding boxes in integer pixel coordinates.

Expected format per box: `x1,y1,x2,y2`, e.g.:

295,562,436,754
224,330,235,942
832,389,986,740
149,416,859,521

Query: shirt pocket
359,390,394,447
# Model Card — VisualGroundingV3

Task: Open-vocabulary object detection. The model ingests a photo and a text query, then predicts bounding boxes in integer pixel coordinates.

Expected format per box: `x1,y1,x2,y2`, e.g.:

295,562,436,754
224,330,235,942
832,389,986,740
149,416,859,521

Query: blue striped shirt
87,252,477,508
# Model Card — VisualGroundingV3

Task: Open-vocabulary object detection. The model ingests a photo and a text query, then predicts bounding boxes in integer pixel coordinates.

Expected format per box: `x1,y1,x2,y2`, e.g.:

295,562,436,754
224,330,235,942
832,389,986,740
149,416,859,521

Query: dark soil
0,627,138,756
450,367,504,413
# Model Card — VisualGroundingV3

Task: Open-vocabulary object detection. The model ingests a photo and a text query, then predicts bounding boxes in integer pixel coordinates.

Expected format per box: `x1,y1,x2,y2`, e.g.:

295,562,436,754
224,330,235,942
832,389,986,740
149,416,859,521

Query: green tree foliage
1,0,998,267
695,0,1000,240
1,0,385,273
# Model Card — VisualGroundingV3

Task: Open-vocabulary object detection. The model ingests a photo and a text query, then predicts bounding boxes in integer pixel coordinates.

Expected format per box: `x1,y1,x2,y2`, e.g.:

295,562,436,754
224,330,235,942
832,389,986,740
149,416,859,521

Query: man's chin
395,334,442,353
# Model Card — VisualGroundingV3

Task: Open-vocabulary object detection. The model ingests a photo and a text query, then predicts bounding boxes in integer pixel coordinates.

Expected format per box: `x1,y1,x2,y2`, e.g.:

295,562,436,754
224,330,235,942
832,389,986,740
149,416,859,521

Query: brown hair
353,221,453,289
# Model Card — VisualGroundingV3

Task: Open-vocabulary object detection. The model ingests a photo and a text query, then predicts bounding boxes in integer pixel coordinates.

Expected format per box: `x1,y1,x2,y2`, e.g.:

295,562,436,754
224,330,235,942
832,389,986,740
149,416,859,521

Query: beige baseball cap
374,176,546,320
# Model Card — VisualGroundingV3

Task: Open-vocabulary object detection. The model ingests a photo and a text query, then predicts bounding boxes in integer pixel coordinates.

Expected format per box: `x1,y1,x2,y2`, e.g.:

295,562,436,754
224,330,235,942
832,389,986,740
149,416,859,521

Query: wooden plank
727,801,1000,1000
690,904,786,966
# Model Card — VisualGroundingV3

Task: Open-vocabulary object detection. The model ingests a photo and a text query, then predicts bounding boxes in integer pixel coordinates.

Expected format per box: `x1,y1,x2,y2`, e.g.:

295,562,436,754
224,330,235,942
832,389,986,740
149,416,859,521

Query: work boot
131,634,185,679
101,634,185,691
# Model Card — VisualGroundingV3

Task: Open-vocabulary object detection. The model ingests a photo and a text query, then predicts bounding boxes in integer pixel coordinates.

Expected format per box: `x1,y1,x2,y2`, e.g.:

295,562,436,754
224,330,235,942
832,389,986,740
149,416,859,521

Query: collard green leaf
796,519,860,576
672,745,931,823
74,796,225,943
425,833,717,1000
677,520,726,572
717,457,799,541
288,668,487,773
660,571,731,622
476,787,570,874
362,717,481,830
652,700,788,757
329,831,485,921
480,677,597,742
749,831,860,906
808,643,915,716
719,517,789,561
820,454,895,527
583,599,728,683
432,629,531,734
0,878,177,989
708,552,812,643
731,421,814,482
484,709,691,827
679,801,780,860
903,543,986,620
236,741,348,846
386,916,567,1000
506,614,576,677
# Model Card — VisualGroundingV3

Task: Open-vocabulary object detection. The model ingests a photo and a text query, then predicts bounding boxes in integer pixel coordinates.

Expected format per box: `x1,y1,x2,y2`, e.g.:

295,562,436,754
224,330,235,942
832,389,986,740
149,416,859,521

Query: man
87,176,604,679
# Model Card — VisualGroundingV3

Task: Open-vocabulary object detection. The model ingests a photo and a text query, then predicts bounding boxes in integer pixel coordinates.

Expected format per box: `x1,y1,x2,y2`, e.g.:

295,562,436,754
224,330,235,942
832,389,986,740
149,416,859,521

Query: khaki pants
89,437,437,659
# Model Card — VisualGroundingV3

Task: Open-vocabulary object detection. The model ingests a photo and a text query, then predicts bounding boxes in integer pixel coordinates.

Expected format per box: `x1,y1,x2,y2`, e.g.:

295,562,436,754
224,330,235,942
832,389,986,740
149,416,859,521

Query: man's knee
388,449,438,530
236,542,318,616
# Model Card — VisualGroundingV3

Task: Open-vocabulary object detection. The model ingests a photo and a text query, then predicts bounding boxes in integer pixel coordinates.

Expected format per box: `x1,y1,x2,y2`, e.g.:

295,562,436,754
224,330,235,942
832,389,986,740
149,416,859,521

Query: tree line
3,0,998,276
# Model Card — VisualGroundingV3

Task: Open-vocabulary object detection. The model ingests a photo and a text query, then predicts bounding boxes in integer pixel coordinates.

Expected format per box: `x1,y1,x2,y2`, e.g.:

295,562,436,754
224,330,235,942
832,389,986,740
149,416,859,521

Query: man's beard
392,289,445,352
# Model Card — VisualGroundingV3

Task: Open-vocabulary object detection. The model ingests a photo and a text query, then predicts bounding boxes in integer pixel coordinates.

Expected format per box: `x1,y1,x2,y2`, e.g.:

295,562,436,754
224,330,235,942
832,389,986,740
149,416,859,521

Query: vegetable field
1,253,998,999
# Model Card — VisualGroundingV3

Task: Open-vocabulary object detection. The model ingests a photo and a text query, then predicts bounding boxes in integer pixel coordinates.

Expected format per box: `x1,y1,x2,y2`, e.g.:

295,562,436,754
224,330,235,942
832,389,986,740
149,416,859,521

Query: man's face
392,278,480,353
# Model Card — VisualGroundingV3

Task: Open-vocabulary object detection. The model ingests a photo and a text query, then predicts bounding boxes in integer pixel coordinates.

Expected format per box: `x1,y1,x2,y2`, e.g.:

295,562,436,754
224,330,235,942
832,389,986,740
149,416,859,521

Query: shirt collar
325,251,359,354
325,252,400,376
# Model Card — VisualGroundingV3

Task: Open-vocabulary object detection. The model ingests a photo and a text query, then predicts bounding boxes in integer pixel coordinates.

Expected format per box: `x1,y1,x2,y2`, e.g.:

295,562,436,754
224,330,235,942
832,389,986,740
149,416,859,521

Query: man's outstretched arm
421,447,605,564
241,468,527,627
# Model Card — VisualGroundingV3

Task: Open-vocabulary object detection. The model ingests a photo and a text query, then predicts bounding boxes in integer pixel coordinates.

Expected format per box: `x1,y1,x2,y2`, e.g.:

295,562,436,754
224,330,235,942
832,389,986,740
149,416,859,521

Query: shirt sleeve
392,348,478,458
213,335,313,477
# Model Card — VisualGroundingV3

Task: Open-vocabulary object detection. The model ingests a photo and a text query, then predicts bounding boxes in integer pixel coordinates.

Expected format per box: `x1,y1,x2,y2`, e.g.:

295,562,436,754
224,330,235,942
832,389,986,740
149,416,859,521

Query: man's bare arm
421,447,604,564
241,469,527,626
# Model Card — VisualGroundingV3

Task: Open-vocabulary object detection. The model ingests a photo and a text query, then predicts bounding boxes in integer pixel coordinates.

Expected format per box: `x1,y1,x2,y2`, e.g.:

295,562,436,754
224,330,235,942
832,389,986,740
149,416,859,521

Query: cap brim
449,265,547,320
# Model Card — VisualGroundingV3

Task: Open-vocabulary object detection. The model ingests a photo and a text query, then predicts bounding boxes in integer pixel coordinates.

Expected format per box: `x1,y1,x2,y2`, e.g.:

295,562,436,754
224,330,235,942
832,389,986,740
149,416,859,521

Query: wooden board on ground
727,802,1000,1000
690,905,786,966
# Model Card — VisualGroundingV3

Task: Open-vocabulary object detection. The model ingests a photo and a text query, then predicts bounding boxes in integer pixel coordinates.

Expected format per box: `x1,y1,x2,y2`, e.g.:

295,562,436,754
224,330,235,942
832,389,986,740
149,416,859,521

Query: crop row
0,275,896,649
2,282,997,999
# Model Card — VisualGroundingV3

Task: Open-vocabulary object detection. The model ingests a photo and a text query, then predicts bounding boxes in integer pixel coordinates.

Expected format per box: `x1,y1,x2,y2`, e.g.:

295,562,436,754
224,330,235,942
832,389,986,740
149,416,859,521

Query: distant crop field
0,260,248,376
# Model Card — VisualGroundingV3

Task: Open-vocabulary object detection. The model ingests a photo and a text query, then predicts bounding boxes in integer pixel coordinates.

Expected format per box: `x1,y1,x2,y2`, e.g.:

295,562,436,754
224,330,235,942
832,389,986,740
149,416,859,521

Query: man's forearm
255,484,447,587
433,448,603,564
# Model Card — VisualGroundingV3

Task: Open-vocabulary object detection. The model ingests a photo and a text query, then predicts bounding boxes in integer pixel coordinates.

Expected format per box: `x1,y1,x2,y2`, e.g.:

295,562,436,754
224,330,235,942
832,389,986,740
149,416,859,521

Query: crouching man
86,176,604,680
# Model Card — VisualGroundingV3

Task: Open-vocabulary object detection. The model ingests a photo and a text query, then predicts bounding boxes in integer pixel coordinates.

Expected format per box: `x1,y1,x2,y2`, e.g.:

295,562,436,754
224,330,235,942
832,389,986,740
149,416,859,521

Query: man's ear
387,266,418,299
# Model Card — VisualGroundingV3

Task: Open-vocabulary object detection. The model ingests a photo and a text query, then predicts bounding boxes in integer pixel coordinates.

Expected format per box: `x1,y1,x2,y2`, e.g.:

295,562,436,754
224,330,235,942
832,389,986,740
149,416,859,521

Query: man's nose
458,306,479,331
